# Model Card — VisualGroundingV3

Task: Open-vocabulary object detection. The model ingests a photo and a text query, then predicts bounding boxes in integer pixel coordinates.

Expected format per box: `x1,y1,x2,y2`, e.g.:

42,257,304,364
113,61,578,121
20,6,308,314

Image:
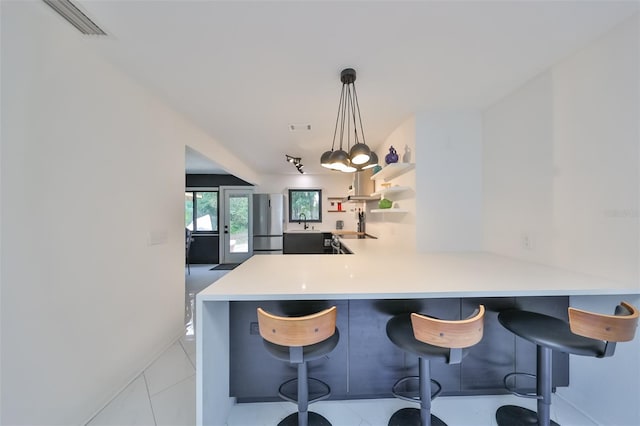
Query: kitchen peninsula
196,239,639,425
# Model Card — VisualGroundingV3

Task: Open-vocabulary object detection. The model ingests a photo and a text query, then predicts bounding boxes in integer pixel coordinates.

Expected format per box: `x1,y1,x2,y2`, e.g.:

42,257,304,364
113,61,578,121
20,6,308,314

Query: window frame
185,188,219,234
288,188,322,223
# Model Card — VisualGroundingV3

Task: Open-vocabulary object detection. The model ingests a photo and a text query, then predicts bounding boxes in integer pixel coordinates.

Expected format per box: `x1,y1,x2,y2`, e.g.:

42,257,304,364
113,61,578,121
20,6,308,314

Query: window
185,190,218,232
288,189,322,223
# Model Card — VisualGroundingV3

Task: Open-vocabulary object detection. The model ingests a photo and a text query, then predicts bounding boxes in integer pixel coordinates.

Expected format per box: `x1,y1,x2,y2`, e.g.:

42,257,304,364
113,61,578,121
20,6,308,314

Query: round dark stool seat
496,302,638,426
257,306,339,426
498,310,606,357
386,306,485,426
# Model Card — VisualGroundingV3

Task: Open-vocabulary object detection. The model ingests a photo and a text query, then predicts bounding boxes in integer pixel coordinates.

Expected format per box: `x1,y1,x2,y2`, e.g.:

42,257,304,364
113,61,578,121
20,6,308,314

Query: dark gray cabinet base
229,297,569,402
283,232,332,254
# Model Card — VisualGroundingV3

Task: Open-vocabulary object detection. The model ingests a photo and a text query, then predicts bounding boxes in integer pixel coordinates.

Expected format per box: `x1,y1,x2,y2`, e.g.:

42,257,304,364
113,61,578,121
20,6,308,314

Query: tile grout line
145,341,197,397
179,337,196,370
155,373,196,395
554,393,599,425
142,372,158,426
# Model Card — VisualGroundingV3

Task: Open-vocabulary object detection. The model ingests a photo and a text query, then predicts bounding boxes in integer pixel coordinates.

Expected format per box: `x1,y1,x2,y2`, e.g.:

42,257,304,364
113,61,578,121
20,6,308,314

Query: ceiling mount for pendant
320,68,378,172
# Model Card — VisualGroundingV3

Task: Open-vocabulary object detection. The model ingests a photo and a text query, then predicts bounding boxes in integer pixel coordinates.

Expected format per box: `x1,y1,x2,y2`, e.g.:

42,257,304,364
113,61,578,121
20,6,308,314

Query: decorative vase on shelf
385,146,398,165
378,198,392,209
403,145,412,163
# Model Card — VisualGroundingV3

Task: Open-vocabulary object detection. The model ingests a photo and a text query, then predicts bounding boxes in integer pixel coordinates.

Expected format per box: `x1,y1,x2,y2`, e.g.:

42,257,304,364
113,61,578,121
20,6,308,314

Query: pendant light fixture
321,68,376,172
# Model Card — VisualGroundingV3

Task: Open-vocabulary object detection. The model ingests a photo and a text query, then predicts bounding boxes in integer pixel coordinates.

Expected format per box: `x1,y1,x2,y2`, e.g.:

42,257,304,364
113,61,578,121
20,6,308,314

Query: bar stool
496,301,638,426
257,306,339,426
386,305,485,426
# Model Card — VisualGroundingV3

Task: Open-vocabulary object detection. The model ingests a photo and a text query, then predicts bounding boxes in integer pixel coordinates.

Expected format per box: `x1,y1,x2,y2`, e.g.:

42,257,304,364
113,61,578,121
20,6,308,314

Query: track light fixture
285,154,304,174
320,68,378,172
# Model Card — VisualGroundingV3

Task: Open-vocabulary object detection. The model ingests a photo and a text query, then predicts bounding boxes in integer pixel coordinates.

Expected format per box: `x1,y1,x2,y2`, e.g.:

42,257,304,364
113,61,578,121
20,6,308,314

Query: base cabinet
283,232,332,254
229,297,569,401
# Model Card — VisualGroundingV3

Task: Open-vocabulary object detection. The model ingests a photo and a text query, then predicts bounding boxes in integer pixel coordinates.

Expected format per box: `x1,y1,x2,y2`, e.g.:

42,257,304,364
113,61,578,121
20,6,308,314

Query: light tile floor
86,265,599,426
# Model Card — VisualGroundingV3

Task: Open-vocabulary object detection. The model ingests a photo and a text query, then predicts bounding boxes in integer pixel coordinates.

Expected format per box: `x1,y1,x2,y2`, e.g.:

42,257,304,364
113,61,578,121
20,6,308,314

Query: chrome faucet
298,213,309,230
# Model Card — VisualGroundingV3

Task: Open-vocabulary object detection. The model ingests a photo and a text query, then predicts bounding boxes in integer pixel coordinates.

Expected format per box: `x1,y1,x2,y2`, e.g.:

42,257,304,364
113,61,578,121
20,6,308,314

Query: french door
219,187,253,264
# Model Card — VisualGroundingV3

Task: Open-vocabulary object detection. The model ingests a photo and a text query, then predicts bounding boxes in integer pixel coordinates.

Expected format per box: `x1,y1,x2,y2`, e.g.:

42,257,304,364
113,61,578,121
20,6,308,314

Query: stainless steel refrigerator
252,194,284,255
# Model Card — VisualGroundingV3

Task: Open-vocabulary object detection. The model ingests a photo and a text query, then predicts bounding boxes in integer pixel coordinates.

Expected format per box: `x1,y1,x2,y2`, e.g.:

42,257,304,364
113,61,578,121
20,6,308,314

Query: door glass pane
195,191,218,231
229,195,249,253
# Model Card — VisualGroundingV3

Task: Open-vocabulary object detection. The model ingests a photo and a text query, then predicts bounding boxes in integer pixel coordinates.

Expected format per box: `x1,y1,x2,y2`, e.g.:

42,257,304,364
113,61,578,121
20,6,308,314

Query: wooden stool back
411,305,485,349
569,301,638,342
257,306,337,347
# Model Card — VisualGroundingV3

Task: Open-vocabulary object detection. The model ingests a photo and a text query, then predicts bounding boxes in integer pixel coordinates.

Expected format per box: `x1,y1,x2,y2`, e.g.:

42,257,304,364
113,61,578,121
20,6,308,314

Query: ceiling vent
42,0,107,35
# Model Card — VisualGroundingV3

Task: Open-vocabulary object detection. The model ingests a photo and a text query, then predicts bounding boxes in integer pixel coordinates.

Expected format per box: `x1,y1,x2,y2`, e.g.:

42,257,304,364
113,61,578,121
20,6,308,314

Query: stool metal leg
388,357,447,426
419,357,431,426
496,344,560,426
537,345,552,426
278,361,332,426
298,362,309,426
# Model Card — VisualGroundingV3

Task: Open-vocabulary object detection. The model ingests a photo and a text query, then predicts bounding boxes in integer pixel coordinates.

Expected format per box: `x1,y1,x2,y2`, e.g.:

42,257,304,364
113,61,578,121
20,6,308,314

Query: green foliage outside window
185,196,194,228
185,191,218,232
228,195,248,234
289,189,322,222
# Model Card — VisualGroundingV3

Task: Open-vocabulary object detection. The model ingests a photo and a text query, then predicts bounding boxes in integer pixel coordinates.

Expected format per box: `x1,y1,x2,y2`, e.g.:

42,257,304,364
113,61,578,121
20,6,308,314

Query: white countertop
198,238,639,301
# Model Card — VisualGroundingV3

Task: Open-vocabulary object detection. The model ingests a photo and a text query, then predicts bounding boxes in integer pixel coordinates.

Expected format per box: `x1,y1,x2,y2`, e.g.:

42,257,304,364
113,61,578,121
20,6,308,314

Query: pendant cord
339,83,348,151
346,85,352,150
348,83,359,145
331,84,346,152
352,83,366,145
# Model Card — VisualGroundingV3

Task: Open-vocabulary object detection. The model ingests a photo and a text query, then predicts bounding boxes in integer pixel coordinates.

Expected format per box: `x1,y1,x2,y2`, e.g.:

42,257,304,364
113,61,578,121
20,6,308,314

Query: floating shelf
370,208,409,213
370,185,411,198
327,210,347,213
370,163,415,182
327,196,347,202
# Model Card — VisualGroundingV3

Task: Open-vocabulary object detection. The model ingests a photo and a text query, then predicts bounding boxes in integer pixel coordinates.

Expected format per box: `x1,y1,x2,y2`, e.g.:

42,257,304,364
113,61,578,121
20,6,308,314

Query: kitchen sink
337,234,377,239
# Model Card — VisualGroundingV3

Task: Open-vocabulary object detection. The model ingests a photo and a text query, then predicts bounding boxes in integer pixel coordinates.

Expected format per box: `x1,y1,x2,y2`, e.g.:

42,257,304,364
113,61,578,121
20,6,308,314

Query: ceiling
75,1,638,175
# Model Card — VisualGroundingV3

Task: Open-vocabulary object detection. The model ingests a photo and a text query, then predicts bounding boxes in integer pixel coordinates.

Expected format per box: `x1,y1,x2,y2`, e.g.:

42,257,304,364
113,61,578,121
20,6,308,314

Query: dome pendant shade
361,151,379,170
349,142,371,165
328,149,350,171
320,150,333,168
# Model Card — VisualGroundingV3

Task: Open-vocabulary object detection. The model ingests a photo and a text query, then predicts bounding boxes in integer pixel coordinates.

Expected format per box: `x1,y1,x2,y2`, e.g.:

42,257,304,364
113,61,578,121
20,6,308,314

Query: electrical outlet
522,234,533,250
249,322,260,335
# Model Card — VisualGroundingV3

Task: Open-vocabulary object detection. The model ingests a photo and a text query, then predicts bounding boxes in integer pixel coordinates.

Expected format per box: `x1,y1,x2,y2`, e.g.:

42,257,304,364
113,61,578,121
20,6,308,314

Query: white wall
484,14,639,284
483,14,639,425
367,116,418,251
550,14,639,284
415,111,483,251
0,2,254,424
483,72,555,264
255,172,359,231
369,111,483,253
